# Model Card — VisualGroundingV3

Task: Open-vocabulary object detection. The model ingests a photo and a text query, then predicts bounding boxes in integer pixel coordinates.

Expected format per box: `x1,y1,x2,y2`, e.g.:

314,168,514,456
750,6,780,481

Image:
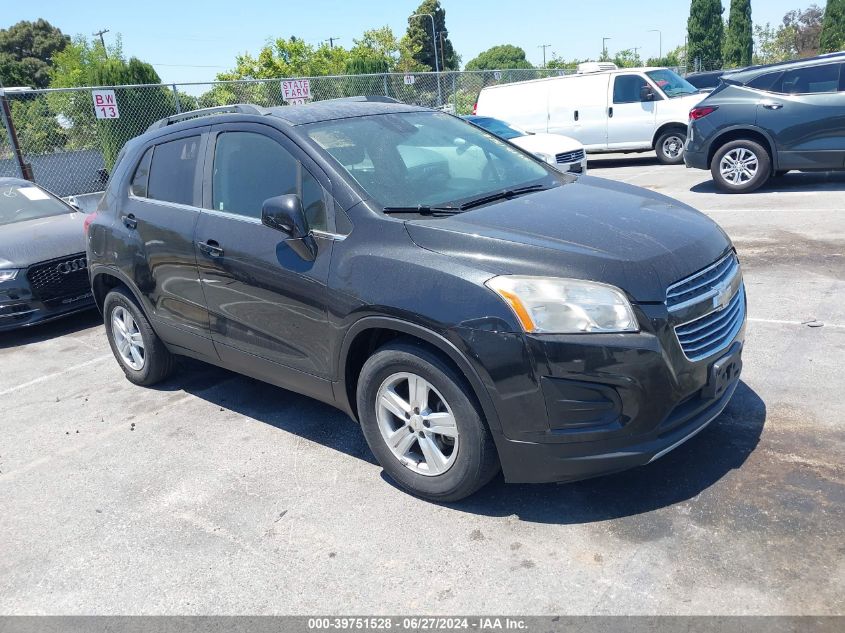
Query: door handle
197,240,224,257
608,107,614,118
761,101,784,110
574,110,579,121
121,214,137,229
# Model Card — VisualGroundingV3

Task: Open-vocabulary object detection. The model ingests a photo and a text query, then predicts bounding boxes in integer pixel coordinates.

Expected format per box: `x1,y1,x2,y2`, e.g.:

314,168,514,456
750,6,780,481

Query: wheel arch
707,126,778,171
652,122,688,150
337,317,503,437
90,266,151,320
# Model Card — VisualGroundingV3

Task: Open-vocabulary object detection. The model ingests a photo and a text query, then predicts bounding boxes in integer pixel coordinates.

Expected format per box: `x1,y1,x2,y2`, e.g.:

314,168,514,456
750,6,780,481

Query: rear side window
211,131,328,231
774,63,841,94
130,147,153,198
147,136,201,206
613,75,648,104
747,72,783,92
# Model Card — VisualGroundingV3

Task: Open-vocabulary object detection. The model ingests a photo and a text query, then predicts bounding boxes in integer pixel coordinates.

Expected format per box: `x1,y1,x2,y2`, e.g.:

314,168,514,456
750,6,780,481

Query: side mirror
262,194,309,238
261,194,316,261
640,86,656,102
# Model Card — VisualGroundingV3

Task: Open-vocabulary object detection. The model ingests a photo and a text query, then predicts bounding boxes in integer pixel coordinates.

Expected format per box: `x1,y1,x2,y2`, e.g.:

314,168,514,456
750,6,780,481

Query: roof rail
147,104,266,131
320,95,402,104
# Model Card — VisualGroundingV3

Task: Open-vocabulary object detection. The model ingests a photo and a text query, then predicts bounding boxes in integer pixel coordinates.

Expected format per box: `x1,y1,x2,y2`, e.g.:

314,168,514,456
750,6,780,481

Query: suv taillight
83,211,97,234
472,102,477,115
690,106,718,121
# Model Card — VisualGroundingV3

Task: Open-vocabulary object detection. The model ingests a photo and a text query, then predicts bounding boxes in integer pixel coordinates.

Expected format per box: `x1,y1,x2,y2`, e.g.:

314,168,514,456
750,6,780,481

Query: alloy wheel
719,147,759,186
375,372,459,476
111,306,145,371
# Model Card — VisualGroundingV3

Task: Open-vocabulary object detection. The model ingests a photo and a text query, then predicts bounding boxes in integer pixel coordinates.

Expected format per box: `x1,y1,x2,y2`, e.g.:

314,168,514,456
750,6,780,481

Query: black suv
87,99,745,501
685,52,845,193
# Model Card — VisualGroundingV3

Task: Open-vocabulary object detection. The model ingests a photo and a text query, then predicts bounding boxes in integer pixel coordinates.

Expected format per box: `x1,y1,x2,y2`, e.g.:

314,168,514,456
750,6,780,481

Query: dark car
685,70,727,92
685,52,845,192
87,99,745,501
0,177,95,331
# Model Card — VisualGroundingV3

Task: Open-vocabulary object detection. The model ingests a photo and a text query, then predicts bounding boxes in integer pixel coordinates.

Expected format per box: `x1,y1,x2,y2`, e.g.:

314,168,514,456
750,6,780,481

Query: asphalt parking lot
1,156,843,615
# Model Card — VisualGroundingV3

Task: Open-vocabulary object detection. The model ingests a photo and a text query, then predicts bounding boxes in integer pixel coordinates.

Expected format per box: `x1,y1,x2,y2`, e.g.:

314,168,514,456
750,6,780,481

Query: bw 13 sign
92,90,120,119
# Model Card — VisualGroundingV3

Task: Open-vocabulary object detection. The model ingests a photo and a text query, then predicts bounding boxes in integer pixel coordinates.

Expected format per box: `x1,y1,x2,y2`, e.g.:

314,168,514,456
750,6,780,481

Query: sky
10,0,813,86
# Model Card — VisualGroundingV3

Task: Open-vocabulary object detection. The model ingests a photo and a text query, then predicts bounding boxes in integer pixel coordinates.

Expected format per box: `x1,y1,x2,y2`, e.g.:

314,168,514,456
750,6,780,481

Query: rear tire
357,340,500,502
711,139,771,193
655,129,687,165
103,287,174,386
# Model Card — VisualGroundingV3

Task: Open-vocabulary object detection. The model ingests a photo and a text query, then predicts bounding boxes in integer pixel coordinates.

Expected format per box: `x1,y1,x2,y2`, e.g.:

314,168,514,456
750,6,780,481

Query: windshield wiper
458,184,549,211
383,205,463,216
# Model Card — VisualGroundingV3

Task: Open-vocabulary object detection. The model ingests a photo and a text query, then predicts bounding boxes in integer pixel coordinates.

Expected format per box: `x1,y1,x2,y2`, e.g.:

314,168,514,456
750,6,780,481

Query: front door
606,73,658,150
755,62,845,170
194,122,336,378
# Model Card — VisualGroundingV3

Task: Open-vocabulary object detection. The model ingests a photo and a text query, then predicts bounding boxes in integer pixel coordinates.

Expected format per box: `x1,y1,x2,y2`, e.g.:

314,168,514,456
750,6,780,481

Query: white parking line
0,354,112,397
748,317,845,329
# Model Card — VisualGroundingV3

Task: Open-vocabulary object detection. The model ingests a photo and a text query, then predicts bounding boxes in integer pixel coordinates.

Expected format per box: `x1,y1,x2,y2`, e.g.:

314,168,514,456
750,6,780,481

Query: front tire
103,287,174,386
357,340,500,502
711,139,771,193
655,129,687,165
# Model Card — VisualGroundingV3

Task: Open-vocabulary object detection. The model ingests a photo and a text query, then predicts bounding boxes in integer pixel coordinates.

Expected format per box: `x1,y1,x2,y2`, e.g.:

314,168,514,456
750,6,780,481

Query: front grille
26,254,90,307
668,253,745,361
674,289,745,361
555,149,585,164
667,253,739,311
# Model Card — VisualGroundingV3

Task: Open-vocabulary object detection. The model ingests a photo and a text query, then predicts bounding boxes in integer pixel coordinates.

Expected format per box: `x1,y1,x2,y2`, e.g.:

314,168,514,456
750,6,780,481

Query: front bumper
456,300,746,484
0,277,95,332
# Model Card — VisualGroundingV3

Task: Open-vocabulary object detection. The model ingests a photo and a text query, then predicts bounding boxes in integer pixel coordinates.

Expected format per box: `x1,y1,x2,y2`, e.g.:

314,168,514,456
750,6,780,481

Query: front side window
147,136,201,206
0,182,74,226
775,63,841,94
613,75,649,104
645,69,698,98
304,112,555,210
211,131,327,231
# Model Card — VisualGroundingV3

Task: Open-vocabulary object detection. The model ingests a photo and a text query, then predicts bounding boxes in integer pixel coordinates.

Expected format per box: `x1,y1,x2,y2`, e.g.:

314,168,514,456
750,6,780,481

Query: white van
474,63,704,165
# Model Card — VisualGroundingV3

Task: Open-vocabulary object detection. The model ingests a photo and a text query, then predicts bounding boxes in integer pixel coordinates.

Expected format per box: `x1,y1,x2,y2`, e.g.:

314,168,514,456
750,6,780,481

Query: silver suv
684,52,845,193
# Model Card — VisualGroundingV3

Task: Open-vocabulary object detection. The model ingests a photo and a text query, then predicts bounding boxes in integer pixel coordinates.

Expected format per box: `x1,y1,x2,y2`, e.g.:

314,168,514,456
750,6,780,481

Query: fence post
383,74,389,98
451,73,457,112
0,91,34,182
172,84,181,114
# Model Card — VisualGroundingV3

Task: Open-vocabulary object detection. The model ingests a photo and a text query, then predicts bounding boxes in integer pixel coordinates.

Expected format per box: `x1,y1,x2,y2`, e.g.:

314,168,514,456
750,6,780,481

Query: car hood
511,133,583,155
405,175,732,303
0,212,87,269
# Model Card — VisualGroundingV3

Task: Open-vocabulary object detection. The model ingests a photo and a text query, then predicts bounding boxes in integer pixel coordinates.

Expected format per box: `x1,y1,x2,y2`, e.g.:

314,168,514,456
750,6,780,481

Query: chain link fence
1,66,693,198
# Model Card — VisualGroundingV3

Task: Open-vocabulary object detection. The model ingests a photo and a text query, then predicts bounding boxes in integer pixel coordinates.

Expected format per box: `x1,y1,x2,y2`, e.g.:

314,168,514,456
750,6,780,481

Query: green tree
405,0,459,70
612,49,643,68
753,5,825,63
724,0,753,67
0,19,69,88
465,45,533,70
9,97,68,154
688,0,725,70
646,45,687,69
346,27,422,73
820,0,845,52
218,36,350,79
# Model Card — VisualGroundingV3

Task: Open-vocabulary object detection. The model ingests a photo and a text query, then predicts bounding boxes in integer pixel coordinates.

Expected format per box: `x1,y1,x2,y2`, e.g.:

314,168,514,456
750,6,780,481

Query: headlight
486,275,639,334
533,151,554,164
0,269,19,283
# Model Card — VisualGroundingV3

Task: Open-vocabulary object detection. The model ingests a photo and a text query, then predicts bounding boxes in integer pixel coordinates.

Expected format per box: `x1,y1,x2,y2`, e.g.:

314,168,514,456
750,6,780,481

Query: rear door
606,73,658,150
194,122,337,378
548,73,610,148
121,128,213,348
755,62,845,170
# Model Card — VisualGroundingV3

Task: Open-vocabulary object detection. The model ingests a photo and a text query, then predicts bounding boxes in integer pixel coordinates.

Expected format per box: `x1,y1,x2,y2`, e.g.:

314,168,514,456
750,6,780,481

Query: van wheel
655,129,686,165
356,340,500,502
103,287,174,386
711,139,771,193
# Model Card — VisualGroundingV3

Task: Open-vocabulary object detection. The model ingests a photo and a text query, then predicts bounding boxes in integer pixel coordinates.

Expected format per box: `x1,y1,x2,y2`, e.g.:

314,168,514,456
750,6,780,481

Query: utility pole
538,43,551,68
326,37,341,48
93,28,110,57
602,37,612,61
648,29,663,60
409,13,441,105
633,46,641,61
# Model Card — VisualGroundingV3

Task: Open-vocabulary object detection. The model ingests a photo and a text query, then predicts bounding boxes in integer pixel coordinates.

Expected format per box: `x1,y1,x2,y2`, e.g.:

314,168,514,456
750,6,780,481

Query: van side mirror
261,194,316,261
640,86,656,102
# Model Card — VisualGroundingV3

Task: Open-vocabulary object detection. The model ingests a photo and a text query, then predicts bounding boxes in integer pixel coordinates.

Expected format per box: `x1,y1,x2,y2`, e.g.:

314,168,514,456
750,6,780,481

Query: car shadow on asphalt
691,171,845,194
448,380,766,524
587,155,661,170
0,308,102,350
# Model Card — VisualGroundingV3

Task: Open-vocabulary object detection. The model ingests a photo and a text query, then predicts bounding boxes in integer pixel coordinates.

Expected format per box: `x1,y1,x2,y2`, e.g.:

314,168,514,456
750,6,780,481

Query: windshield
468,117,527,141
646,69,699,98
0,183,74,226
304,111,556,210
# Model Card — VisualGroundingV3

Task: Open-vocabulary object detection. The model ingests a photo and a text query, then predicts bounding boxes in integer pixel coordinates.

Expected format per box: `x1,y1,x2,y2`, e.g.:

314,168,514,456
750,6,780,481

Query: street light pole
602,37,612,61
648,29,662,60
410,13,442,106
